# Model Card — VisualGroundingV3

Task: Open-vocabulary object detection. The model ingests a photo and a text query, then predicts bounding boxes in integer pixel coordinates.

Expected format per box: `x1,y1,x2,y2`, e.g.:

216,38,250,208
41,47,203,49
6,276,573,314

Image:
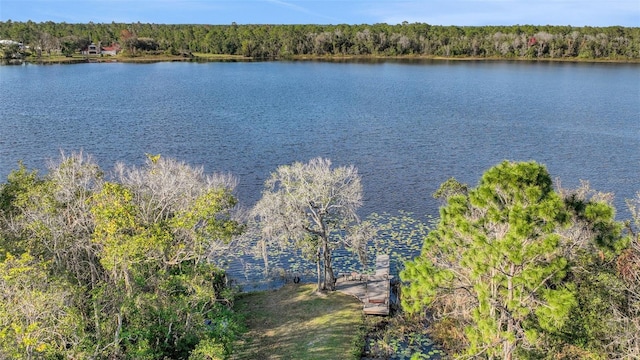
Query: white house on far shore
0,39,24,49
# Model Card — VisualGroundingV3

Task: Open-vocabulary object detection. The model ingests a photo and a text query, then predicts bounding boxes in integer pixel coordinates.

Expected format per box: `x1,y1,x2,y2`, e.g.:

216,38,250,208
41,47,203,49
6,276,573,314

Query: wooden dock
363,254,390,315
335,254,390,316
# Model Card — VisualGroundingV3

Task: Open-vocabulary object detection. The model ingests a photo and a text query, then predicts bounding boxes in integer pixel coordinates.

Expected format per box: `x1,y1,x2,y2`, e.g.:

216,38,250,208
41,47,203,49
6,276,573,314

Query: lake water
1,61,637,356
1,60,638,219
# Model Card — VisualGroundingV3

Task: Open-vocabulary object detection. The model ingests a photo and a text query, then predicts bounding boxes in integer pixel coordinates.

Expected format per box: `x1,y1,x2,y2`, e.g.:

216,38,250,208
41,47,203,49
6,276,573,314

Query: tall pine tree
402,161,575,359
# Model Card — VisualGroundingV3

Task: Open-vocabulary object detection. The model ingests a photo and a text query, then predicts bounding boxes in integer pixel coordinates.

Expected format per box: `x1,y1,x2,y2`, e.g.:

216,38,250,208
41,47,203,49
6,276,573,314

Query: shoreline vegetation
7,52,640,65
1,21,639,64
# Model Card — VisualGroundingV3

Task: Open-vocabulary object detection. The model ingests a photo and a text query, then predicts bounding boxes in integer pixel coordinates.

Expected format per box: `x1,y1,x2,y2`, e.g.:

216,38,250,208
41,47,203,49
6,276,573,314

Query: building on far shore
81,43,121,56
0,39,25,49
100,44,121,56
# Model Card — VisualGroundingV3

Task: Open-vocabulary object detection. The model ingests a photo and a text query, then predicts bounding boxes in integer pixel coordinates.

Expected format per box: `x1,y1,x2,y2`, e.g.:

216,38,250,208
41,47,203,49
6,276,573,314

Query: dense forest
1,21,639,60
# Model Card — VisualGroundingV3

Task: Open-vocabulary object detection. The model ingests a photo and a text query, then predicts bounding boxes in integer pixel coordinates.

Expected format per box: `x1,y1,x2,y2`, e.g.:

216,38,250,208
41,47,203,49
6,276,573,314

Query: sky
0,0,638,27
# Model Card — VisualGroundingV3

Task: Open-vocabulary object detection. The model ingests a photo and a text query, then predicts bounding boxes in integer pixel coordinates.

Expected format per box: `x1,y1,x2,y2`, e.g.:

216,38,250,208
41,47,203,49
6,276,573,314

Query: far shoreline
4,53,640,65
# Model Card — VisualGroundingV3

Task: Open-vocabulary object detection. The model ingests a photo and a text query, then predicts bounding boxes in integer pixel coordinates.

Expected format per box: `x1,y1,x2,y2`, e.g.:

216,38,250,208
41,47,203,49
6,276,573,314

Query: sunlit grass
232,284,364,360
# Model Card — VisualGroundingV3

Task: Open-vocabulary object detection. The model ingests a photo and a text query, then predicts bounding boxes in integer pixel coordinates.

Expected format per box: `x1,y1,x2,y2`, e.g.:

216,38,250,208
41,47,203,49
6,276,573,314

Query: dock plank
335,254,391,316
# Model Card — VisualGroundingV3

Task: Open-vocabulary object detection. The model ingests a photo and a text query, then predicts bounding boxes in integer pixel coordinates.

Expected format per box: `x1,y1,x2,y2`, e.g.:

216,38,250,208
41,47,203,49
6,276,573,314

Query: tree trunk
322,235,335,290
260,239,269,276
316,245,322,292
114,312,123,355
503,264,515,360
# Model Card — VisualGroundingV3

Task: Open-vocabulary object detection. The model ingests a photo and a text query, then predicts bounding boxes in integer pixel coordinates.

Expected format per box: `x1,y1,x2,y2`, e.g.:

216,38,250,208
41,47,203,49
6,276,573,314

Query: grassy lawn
231,284,365,360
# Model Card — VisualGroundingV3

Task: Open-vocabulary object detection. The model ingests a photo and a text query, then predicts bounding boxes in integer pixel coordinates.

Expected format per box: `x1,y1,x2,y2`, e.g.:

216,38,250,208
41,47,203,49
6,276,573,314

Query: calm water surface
1,61,639,219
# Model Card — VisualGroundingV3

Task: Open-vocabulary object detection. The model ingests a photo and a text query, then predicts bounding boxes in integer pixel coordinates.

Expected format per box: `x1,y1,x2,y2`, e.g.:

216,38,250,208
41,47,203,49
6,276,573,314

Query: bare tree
555,179,617,257
1,151,105,286
110,154,241,264
34,31,59,57
252,158,370,292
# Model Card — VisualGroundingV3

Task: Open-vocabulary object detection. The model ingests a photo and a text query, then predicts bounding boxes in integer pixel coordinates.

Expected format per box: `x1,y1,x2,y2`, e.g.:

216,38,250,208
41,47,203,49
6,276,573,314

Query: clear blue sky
1,0,638,27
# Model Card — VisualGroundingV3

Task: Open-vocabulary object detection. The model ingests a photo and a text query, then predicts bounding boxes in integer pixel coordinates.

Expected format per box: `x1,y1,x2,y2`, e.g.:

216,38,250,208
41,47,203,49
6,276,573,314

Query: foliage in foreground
0,152,244,359
2,153,639,359
401,161,638,359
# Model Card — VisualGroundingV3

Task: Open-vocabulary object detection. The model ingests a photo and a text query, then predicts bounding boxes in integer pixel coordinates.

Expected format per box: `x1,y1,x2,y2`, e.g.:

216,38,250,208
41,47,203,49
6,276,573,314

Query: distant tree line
0,20,639,60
